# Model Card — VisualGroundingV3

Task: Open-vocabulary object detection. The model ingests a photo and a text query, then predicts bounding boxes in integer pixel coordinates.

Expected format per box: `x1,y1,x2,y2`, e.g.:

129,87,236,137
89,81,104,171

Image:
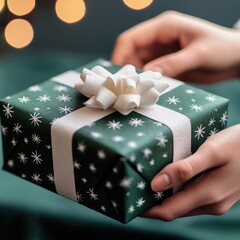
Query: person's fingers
151,137,227,192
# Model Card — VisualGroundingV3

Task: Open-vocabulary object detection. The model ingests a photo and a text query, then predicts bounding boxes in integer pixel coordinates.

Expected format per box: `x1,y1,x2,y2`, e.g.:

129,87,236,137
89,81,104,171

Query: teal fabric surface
0,50,240,240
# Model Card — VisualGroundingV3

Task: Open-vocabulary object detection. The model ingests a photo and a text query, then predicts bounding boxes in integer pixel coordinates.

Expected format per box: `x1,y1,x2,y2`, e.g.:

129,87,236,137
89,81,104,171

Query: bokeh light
7,0,35,16
0,0,5,13
4,19,34,48
55,0,86,24
123,0,153,10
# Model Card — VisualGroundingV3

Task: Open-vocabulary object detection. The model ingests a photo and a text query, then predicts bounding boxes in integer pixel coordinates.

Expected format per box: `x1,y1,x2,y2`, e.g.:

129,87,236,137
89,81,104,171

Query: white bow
75,64,169,115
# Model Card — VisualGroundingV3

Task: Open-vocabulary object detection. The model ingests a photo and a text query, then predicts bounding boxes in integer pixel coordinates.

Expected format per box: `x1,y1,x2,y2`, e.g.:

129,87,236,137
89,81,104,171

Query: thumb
143,45,202,77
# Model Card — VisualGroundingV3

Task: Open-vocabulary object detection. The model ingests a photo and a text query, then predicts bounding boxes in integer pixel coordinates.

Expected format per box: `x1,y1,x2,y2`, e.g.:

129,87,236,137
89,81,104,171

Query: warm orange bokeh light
4,19,34,49
123,0,153,10
0,0,5,13
55,0,86,24
7,0,35,16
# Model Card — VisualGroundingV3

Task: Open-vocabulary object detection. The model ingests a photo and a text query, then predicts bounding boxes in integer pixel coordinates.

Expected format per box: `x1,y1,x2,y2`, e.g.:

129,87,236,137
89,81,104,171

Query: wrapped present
0,58,229,223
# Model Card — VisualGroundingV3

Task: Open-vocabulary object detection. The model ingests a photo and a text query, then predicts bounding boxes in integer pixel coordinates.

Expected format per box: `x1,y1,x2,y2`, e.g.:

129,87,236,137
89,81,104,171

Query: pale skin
112,11,240,221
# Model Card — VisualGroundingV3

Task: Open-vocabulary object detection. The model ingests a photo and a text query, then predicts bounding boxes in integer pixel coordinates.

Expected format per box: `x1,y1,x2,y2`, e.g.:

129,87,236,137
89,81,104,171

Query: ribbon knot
75,64,169,115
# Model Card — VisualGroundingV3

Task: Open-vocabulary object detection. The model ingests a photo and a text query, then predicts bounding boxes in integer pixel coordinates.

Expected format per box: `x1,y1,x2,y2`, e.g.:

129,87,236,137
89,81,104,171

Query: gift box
0,58,229,223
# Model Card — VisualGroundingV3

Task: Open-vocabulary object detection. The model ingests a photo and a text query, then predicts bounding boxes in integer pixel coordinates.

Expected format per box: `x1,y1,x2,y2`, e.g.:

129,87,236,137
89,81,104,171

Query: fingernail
152,173,171,191
144,66,164,74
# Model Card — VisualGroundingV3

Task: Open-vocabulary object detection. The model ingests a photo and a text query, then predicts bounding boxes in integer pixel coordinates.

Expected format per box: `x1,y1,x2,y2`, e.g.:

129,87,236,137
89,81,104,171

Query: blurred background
0,1,240,239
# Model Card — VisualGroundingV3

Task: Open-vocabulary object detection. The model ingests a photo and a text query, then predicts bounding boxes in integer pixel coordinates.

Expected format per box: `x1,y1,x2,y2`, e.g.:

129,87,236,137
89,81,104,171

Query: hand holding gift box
0,59,229,223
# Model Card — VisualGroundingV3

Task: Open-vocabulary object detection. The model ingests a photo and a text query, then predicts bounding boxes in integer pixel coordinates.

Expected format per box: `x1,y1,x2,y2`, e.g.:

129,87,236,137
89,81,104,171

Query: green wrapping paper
0,59,229,223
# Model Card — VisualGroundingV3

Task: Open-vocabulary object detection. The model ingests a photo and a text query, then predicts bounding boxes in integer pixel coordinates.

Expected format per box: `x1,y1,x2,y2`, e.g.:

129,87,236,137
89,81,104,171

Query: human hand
142,124,240,221
111,11,240,83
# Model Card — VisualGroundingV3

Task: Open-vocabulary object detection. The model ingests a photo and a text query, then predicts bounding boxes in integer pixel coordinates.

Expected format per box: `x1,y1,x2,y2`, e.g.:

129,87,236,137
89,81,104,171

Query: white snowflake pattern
73,160,81,169
100,206,107,212
89,163,97,173
129,154,136,162
91,131,102,139
34,107,40,111
136,198,145,207
137,181,146,190
13,123,22,134
98,150,106,159
209,128,218,137
205,95,217,102
153,121,162,127
208,118,216,126
105,181,113,189
120,177,133,188
18,96,30,103
136,132,145,137
24,138,29,144
189,104,203,112
77,142,86,153
1,126,8,136
36,94,51,102
82,177,88,183
28,85,42,92
86,122,96,128
32,134,41,144
31,150,43,164
29,112,42,126
149,159,155,166
128,205,135,213
155,132,168,147
87,188,98,200
162,152,168,158
107,120,123,130
220,111,228,126
54,85,68,92
143,148,152,158
137,163,144,172
2,103,14,119
8,159,14,167
18,152,28,164
185,89,195,94
166,96,180,105
112,136,125,142
11,138,17,146
76,192,84,202
59,106,73,115
56,94,72,102
31,173,42,184
47,173,54,183
129,118,145,127
194,124,206,140
50,117,60,125
154,191,164,200
128,141,137,148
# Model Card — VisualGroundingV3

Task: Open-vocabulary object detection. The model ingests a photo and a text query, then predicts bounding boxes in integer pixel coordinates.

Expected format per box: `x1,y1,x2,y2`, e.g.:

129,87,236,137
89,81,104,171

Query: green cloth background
0,50,240,239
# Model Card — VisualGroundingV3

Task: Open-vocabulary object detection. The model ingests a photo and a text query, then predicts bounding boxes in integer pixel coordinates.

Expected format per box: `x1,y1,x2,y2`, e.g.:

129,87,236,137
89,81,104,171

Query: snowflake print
31,173,42,184
50,117,60,125
32,134,41,144
77,142,86,153
189,104,203,112
18,152,28,164
129,118,145,127
89,163,97,173
137,163,144,172
143,148,152,158
36,94,51,102
155,132,168,147
8,159,14,167
112,136,125,142
91,131,102,139
13,123,22,134
120,177,133,188
24,138,29,144
56,94,72,102
86,122,96,128
34,107,40,111
1,126,8,136
47,173,54,183
166,96,180,105
107,120,122,130
136,198,145,207
185,89,195,94
128,205,135,213
153,121,162,127
98,150,106,159
194,124,206,140
2,103,14,119
162,152,168,158
54,85,68,92
149,159,155,166
137,132,145,137
100,206,107,212
11,138,17,146
205,94,217,102
18,96,30,103
76,192,84,202
209,128,218,137
111,201,118,208
154,191,164,200
29,112,42,126
28,85,42,92
220,111,228,126
59,106,73,115
87,188,98,200
73,160,81,169
137,181,146,190
105,181,113,189
31,150,43,164
82,178,88,183
128,141,137,148
208,118,216,126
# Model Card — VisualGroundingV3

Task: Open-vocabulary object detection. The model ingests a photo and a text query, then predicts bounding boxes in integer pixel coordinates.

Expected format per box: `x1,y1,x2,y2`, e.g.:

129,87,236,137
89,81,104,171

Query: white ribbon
75,65,169,115
51,68,191,201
